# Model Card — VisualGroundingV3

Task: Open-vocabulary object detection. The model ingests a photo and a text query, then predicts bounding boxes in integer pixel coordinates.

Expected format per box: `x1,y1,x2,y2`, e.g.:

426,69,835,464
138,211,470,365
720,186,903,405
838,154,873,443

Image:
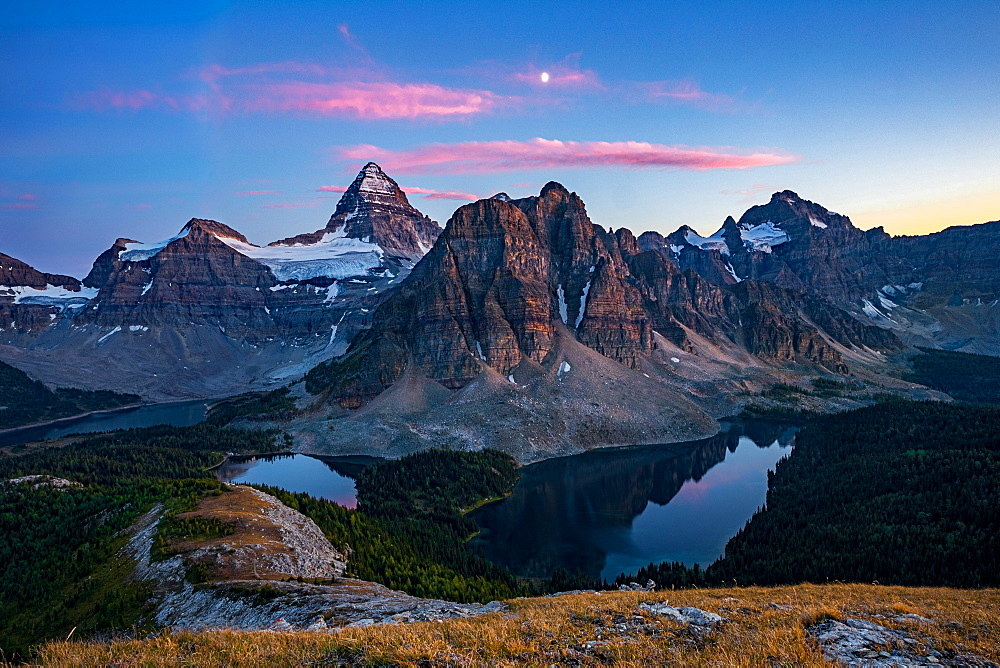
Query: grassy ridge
32,584,1000,667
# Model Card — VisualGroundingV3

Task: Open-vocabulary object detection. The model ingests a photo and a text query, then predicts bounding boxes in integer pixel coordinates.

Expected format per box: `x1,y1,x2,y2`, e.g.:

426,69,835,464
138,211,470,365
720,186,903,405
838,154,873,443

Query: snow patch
557,284,568,325
739,221,790,253
323,281,340,303
670,357,680,363
97,326,122,343
6,284,99,306
724,262,742,282
119,231,187,261
575,280,591,329
220,230,385,281
808,215,828,229
557,361,571,379
684,229,730,255
475,341,486,361
129,325,149,332
141,280,153,296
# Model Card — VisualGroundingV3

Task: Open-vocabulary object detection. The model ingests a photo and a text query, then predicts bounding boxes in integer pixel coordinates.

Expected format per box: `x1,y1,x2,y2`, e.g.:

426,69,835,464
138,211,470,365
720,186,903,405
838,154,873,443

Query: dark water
470,420,796,581
214,454,359,508
0,399,210,447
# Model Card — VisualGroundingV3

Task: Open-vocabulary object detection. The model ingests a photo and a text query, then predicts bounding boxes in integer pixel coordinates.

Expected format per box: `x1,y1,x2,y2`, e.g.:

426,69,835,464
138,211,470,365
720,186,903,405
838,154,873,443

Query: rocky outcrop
123,491,504,632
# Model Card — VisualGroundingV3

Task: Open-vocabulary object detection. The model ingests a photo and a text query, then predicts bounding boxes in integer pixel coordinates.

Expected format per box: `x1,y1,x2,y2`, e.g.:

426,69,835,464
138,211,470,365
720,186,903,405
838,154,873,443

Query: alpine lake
212,418,795,581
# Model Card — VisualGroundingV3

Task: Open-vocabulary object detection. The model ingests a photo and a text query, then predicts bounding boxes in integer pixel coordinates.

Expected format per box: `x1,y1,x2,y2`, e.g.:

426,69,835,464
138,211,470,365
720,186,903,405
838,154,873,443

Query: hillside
31,584,1000,666
0,359,139,430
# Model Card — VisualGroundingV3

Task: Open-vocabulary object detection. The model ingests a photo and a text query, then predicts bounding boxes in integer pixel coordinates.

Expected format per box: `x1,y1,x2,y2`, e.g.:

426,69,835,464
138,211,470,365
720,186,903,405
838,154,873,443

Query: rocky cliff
306,184,900,408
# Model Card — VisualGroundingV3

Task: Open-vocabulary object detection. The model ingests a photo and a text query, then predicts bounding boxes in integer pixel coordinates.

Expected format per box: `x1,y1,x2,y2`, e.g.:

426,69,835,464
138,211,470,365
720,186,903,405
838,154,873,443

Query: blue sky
2,1,998,276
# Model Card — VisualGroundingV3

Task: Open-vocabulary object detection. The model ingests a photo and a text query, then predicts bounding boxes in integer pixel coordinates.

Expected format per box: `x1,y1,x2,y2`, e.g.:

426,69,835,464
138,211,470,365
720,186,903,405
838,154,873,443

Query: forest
904,347,1000,403
0,360,139,429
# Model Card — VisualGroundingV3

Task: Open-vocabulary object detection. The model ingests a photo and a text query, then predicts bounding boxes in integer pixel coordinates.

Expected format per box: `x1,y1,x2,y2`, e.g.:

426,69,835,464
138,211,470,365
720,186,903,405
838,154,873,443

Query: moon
540,72,550,83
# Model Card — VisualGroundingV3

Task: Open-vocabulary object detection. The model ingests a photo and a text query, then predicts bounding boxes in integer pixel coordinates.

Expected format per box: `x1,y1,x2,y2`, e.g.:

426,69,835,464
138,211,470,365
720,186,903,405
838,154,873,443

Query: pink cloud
0,190,40,210
338,138,798,174
639,80,741,112
126,203,153,210
244,81,499,118
77,88,218,113
263,201,318,209
316,185,348,193
79,75,499,120
402,186,480,201
236,190,280,196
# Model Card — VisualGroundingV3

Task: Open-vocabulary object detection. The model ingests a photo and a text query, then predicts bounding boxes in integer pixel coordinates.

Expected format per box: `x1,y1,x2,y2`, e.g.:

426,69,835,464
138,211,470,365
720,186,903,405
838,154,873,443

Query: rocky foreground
31,584,999,666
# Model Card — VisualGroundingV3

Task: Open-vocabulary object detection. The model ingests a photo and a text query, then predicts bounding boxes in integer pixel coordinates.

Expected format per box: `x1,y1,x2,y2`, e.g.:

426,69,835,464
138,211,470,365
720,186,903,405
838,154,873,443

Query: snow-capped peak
354,162,398,197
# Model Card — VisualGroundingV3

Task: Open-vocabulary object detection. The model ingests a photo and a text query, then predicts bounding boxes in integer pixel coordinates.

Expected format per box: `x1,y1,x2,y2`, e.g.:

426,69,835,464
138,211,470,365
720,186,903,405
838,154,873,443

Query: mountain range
2,164,997,461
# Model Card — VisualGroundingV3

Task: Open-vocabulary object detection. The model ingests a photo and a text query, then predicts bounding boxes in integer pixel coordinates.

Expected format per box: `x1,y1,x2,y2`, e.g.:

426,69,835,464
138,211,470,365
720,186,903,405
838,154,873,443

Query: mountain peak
182,218,250,244
265,163,441,259
352,162,398,198
772,190,800,203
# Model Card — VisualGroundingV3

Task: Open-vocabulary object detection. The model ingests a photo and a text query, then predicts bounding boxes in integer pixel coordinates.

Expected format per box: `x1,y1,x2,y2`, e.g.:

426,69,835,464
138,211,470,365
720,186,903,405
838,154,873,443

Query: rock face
1,252,94,333
650,191,1000,354
272,162,440,260
306,183,900,411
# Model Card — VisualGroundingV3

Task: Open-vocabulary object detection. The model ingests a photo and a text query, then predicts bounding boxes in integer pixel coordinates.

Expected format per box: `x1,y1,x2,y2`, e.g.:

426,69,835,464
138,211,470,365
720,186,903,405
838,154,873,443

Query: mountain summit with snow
272,163,441,260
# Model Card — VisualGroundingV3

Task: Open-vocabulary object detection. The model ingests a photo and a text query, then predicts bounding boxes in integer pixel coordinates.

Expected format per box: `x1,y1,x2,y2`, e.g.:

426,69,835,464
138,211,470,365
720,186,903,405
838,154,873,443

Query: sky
2,0,998,277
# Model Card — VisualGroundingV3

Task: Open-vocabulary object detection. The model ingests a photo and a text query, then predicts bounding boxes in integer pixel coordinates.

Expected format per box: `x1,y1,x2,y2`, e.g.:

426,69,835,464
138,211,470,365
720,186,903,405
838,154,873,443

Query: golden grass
27,584,1000,667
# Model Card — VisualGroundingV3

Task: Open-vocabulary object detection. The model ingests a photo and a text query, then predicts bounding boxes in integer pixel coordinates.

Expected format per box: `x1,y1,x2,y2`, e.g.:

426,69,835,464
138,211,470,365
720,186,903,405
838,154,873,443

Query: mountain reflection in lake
470,420,795,581
215,454,358,508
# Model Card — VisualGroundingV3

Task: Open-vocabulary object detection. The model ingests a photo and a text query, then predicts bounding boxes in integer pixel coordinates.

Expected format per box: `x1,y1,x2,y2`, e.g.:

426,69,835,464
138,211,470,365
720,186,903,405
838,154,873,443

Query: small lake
469,420,795,581
214,454,360,508
0,399,211,448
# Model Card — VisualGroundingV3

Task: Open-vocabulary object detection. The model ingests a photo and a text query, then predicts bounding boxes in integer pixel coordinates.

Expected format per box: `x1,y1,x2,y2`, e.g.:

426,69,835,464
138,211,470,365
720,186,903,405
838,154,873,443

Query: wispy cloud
403,186,480,201
721,183,779,203
339,138,797,174
263,201,318,209
0,189,40,210
637,79,743,112
316,185,348,193
236,190,280,196
77,59,502,120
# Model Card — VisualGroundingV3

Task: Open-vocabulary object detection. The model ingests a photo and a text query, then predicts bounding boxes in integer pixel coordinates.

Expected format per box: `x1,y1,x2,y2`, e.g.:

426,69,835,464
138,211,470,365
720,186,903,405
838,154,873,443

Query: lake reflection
215,454,358,508
470,421,795,581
